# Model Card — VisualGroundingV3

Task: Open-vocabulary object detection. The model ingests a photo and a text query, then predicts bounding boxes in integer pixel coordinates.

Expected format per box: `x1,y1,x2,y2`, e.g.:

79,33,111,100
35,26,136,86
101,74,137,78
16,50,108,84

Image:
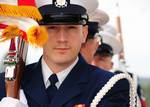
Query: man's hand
0,97,28,107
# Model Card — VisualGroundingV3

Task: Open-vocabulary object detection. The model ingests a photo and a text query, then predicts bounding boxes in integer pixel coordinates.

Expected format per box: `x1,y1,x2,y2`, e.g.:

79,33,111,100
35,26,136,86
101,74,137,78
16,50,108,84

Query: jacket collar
49,55,89,107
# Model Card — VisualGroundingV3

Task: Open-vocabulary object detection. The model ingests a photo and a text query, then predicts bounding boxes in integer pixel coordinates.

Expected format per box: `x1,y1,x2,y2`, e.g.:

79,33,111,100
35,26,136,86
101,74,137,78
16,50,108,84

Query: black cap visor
39,14,88,25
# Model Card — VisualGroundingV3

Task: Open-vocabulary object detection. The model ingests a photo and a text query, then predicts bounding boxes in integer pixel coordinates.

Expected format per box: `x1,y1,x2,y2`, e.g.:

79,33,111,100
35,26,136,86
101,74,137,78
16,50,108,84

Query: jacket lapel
21,59,49,107
49,55,89,107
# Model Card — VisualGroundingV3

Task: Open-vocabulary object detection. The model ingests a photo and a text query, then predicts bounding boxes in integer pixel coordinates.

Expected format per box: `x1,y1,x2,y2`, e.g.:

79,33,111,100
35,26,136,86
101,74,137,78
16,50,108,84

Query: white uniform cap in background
73,0,99,14
100,28,123,55
102,24,117,36
89,9,109,26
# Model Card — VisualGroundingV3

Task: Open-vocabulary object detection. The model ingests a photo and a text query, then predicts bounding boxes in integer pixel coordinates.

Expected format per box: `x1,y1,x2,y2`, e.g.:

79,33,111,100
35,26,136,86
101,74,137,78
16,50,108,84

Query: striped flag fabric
0,16,48,47
0,0,42,20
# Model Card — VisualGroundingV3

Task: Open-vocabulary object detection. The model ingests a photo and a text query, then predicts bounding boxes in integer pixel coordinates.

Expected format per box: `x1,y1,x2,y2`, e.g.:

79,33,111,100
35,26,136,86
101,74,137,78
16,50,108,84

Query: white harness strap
90,73,136,107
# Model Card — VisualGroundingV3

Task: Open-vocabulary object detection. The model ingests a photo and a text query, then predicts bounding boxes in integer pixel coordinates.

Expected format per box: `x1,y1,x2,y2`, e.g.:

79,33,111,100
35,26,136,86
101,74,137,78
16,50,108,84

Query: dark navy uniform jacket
115,70,146,107
0,55,129,107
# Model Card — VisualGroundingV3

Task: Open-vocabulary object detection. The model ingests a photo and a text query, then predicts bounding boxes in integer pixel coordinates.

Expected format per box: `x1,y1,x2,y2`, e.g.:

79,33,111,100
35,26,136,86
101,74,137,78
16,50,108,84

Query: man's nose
57,28,68,42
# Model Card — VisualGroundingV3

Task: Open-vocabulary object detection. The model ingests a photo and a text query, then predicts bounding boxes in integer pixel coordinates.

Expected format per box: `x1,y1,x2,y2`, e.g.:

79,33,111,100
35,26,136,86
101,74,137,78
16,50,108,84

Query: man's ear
82,25,88,43
111,61,114,69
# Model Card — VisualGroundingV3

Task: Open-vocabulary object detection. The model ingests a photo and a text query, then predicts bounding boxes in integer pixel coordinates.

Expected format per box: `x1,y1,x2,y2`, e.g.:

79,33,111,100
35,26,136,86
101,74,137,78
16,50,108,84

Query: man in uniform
92,29,122,71
80,9,109,63
92,43,114,71
80,21,101,63
92,25,147,107
0,0,130,107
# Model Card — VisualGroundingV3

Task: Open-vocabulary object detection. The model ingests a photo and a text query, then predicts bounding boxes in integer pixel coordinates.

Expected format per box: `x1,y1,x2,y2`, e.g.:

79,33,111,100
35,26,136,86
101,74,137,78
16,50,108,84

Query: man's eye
68,26,77,29
47,26,57,30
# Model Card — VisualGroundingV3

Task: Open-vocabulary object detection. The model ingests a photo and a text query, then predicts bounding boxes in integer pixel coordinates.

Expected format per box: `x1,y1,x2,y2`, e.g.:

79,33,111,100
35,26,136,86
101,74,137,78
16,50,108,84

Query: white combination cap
100,25,122,54
89,9,109,26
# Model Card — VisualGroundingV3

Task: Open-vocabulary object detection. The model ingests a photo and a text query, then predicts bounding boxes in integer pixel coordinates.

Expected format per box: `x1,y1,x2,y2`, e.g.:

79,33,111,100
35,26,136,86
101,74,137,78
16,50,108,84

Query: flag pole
4,37,28,99
115,1,127,71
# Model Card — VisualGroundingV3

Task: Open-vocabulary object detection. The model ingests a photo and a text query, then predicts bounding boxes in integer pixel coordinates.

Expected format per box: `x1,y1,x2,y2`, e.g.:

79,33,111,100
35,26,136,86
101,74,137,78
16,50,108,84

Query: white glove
0,97,28,107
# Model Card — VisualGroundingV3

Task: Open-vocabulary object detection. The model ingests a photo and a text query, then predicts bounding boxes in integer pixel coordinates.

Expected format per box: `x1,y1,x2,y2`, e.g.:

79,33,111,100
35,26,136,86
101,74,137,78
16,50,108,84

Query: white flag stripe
0,0,18,5
35,0,52,8
0,16,39,32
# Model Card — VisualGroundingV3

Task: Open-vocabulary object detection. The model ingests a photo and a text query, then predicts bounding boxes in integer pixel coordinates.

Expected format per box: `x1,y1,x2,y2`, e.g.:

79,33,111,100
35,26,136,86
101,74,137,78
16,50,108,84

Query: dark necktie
46,74,58,102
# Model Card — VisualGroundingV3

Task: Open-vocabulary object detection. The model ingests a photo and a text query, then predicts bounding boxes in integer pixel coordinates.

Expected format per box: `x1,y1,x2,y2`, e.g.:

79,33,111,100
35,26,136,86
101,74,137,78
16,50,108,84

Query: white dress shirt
41,57,79,89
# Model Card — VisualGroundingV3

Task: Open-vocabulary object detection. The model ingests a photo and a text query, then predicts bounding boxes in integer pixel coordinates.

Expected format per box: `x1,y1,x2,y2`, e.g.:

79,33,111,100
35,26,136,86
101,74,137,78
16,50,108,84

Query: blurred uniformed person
92,29,122,71
0,0,130,107
80,9,109,63
92,25,147,107
92,43,114,71
80,21,101,63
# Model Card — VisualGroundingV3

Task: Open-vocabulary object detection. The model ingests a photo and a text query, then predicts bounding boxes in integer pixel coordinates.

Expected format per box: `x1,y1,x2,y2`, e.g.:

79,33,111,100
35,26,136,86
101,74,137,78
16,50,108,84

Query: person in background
92,43,114,71
92,29,122,71
80,22,101,63
80,9,109,63
92,25,147,107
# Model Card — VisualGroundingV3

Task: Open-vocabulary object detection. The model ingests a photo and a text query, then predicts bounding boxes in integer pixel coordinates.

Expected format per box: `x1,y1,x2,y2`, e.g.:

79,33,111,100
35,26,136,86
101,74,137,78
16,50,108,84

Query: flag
0,16,48,47
0,0,42,20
